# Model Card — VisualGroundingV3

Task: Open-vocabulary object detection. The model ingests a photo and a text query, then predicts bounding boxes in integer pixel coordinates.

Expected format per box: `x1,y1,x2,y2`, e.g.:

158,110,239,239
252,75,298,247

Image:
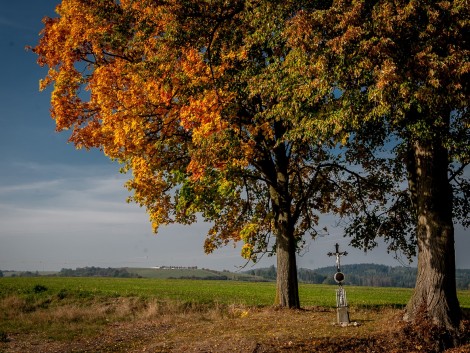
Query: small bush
32,284,48,294
57,289,69,300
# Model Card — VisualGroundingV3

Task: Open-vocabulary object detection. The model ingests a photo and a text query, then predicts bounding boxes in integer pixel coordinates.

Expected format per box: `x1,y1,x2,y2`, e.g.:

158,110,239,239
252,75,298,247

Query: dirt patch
1,306,469,352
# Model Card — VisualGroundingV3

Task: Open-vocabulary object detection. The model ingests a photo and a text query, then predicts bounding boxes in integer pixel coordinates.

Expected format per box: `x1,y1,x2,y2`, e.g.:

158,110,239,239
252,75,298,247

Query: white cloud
0,169,141,234
0,163,247,271
0,179,62,194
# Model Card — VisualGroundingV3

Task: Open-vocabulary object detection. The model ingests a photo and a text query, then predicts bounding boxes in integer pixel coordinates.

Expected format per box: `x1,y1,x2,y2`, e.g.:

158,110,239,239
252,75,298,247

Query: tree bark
269,176,300,308
266,133,300,308
275,230,300,308
404,138,461,335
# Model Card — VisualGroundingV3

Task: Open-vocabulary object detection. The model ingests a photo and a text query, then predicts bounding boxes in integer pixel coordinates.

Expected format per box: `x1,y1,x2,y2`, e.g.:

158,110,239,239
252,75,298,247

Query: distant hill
3,264,470,289
125,267,268,281
244,264,470,289
1,266,267,282
312,264,417,288
58,267,140,278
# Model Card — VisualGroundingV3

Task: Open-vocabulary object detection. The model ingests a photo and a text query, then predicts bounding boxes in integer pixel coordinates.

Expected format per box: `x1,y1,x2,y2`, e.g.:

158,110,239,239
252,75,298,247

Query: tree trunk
266,133,300,308
270,181,300,308
404,138,461,335
275,232,300,308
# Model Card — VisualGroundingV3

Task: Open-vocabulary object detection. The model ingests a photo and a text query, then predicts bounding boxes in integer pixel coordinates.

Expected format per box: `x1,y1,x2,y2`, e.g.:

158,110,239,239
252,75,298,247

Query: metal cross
327,243,348,272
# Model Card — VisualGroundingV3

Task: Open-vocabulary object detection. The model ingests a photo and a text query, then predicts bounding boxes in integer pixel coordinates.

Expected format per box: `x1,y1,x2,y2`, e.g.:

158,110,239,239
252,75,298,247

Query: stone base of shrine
337,306,350,325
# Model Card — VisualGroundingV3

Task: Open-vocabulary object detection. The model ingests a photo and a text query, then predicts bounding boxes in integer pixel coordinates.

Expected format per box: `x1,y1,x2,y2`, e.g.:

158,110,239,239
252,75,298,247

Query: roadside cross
327,243,350,325
327,243,348,273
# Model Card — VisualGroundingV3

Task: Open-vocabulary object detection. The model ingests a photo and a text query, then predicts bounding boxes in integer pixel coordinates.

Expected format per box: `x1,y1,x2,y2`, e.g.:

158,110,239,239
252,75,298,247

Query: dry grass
1,294,469,352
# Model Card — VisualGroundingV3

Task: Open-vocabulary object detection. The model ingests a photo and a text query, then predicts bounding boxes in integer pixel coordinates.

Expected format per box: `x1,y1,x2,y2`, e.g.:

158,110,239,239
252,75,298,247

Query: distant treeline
3,265,470,289
0,267,140,278
1,271,42,278
313,264,417,288
244,264,470,289
58,267,140,278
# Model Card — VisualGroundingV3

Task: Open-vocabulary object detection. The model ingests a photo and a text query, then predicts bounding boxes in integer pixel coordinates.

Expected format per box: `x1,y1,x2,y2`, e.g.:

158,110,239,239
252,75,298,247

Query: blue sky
1,1,468,272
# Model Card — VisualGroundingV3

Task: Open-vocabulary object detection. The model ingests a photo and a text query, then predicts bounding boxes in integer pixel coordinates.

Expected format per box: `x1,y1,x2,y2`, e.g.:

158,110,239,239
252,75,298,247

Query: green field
1,277,469,308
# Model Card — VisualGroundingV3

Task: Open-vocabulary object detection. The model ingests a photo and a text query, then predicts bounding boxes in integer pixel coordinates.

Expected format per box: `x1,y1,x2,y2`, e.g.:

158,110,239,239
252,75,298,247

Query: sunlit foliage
34,0,390,265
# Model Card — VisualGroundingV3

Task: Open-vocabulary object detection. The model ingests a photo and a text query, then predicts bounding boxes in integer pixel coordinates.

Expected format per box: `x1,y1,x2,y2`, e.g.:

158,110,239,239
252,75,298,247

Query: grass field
1,277,469,352
2,277,470,308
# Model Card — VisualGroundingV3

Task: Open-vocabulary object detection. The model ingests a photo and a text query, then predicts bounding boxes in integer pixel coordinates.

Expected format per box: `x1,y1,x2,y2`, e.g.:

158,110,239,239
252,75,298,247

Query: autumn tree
33,0,389,308
287,0,469,338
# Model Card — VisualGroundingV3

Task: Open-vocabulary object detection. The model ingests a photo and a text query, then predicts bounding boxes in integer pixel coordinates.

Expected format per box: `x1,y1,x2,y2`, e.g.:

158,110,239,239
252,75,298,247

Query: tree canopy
288,0,469,244
286,0,469,336
34,0,390,308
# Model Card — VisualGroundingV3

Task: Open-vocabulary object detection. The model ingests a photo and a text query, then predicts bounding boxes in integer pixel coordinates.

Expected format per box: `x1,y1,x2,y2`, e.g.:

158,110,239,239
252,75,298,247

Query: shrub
32,284,48,294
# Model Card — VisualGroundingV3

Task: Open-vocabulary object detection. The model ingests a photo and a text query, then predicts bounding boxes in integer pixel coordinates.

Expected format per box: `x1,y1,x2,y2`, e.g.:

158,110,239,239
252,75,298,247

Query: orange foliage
33,0,266,254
